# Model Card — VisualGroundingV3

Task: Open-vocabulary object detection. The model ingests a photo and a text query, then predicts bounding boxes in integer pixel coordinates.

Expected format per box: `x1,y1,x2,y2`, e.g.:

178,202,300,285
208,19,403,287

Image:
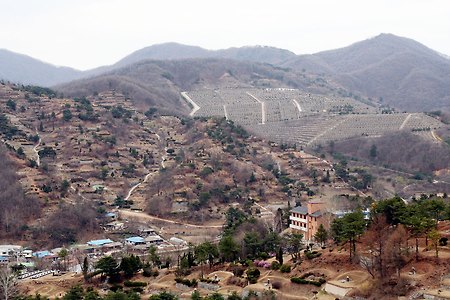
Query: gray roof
310,210,323,217
291,206,308,215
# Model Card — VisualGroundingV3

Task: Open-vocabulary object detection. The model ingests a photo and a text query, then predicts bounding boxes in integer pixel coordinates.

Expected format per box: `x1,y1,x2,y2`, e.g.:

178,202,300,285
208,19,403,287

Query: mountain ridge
2,34,450,112
0,49,84,86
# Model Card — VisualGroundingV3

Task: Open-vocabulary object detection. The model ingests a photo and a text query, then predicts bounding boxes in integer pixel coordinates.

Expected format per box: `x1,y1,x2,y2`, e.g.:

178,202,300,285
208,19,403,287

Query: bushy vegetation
174,277,198,287
0,147,41,239
331,132,450,175
246,267,260,284
123,281,147,287
279,264,291,273
0,113,23,139
304,250,322,260
291,276,326,286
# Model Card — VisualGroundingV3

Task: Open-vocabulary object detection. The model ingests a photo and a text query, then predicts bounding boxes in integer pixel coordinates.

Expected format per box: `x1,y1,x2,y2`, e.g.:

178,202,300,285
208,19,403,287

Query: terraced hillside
1,82,363,246
184,88,444,146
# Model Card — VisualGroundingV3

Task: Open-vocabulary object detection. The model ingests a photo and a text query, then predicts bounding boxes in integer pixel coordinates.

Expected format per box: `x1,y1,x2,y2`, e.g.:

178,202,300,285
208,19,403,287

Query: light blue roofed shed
87,239,114,246
125,236,145,244
33,250,52,258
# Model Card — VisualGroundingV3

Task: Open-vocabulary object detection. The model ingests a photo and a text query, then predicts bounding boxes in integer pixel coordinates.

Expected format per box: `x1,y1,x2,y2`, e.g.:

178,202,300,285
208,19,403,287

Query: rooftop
310,210,323,217
33,250,52,258
291,206,308,215
145,235,163,242
125,236,145,243
87,239,114,246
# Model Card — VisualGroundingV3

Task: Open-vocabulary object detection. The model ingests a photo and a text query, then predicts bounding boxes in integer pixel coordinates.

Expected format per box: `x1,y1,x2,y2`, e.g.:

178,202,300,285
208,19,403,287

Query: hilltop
0,49,83,86
284,33,450,112
112,43,296,67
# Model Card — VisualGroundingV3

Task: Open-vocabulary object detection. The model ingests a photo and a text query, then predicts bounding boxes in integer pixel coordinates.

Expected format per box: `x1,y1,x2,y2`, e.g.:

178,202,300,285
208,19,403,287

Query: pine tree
314,224,328,247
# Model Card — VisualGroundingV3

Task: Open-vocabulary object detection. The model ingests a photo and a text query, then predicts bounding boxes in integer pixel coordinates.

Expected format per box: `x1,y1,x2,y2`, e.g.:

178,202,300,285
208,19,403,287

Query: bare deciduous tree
0,267,19,300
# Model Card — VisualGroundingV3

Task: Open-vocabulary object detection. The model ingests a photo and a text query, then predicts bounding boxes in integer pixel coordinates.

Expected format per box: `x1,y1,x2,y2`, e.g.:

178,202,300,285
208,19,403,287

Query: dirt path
155,133,167,168
292,99,302,115
223,105,229,120
307,116,349,146
181,92,200,116
399,113,412,130
32,129,41,166
431,130,443,142
246,92,266,124
118,209,223,228
125,132,167,203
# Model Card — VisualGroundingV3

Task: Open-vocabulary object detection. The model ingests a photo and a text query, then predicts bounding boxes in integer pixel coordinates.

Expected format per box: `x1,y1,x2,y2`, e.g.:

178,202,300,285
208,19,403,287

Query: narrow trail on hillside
32,129,41,166
118,131,225,229
125,133,166,201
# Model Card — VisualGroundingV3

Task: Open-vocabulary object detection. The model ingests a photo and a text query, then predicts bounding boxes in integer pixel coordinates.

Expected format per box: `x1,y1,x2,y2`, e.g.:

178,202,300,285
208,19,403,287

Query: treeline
328,131,450,175
329,195,450,297
38,202,101,248
0,147,41,239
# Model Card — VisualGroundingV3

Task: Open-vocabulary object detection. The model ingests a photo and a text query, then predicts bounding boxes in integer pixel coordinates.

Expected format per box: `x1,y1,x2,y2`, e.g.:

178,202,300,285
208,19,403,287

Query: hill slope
56,58,326,114
284,34,450,112
0,49,83,86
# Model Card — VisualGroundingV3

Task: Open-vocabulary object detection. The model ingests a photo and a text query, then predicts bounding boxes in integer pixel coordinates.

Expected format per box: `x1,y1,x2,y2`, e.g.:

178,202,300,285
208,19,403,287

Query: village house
104,220,124,231
125,237,146,246
144,235,164,245
0,245,22,258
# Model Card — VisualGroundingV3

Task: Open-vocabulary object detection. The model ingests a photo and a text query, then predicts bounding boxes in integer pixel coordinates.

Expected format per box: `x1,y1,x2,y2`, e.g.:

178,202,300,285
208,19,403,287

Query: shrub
246,267,260,284
271,261,281,270
110,285,123,292
199,277,219,284
143,268,159,277
200,166,214,177
254,260,271,268
279,264,291,273
257,252,269,260
271,281,282,290
175,277,198,287
231,265,246,277
226,276,247,287
304,251,322,260
291,276,326,287
124,281,147,287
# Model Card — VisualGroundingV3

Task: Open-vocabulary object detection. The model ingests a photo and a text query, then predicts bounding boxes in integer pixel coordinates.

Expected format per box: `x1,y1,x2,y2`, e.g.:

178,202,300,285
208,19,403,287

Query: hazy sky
1,0,449,70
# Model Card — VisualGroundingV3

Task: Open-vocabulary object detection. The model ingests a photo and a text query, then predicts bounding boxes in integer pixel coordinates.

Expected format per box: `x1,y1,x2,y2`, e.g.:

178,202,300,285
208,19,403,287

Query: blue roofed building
33,250,53,259
125,236,146,246
87,239,114,247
